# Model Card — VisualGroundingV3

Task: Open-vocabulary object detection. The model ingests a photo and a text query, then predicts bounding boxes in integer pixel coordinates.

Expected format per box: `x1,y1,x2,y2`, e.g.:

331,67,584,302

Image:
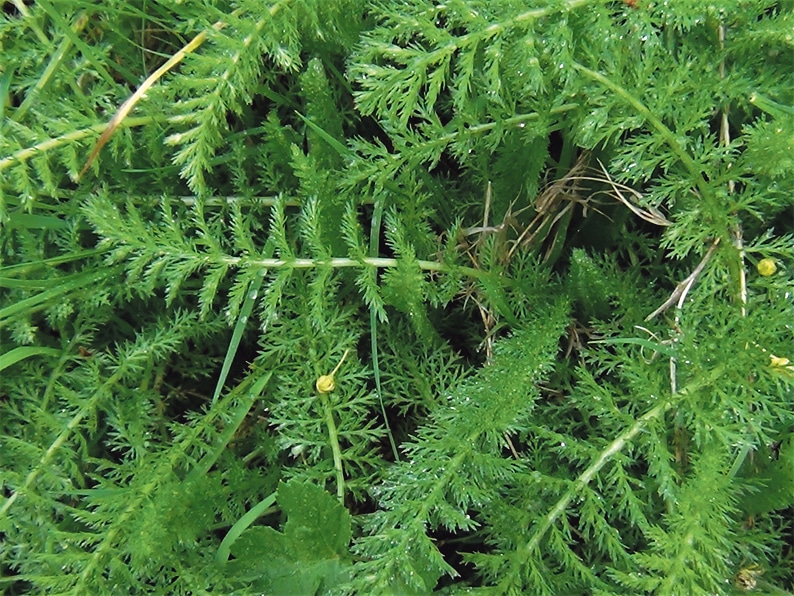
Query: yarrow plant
1,0,793,593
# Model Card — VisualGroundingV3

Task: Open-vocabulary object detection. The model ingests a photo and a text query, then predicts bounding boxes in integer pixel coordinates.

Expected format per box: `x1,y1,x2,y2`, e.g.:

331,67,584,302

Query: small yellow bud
315,374,336,393
770,355,791,367
315,349,350,394
757,258,777,277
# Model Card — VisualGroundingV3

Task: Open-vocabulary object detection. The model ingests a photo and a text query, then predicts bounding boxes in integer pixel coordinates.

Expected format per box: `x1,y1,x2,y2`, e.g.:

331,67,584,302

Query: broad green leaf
226,480,352,594
739,434,794,516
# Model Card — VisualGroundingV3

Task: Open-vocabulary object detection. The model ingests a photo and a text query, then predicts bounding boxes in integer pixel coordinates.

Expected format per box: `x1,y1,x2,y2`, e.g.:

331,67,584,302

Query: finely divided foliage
1,0,793,594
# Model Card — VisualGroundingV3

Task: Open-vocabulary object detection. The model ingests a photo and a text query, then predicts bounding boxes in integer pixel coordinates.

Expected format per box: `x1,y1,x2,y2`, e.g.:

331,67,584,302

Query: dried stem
645,238,721,322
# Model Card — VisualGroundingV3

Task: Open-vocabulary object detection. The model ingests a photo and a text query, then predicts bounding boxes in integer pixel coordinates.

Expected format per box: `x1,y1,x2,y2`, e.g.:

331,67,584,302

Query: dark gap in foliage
2,0,29,18
435,526,480,589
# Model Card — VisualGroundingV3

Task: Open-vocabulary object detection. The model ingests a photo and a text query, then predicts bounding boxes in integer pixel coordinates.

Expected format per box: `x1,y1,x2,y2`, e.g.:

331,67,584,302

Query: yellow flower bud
315,374,336,393
315,348,350,394
770,355,791,367
757,258,777,277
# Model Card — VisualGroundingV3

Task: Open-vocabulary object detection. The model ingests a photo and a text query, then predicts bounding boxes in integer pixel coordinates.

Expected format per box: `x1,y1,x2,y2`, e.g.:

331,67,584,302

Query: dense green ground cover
1,0,793,593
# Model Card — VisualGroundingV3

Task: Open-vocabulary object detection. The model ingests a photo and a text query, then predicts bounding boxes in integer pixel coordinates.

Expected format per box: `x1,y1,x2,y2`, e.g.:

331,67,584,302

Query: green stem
572,62,712,203
0,115,169,172
222,255,501,284
504,365,727,589
319,392,346,503
496,399,670,590
525,401,670,552
429,104,579,150
749,91,794,117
